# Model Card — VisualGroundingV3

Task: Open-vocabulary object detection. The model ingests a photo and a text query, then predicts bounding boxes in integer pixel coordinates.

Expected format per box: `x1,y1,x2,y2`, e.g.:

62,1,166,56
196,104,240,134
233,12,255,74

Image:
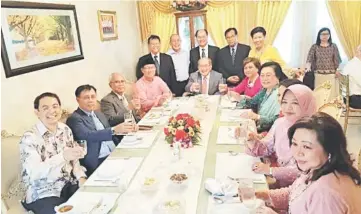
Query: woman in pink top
239,84,317,188
249,113,361,214
226,57,262,98
135,58,171,112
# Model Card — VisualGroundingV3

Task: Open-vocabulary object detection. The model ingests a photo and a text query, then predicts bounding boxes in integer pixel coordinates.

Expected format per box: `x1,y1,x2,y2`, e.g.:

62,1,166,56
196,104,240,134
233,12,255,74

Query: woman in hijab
237,84,317,188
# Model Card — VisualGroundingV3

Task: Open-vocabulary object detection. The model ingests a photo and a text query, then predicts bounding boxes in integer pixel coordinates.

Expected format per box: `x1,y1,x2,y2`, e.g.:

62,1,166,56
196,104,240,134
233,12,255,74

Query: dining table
67,95,269,214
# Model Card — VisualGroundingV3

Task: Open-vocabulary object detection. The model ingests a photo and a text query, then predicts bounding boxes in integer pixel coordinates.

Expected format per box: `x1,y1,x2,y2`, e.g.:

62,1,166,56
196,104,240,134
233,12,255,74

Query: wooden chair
313,80,332,110
337,74,361,134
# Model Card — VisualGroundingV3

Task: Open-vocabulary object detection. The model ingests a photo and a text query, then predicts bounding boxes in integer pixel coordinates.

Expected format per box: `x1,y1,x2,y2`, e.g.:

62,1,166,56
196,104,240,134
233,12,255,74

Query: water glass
219,78,227,93
238,178,255,203
76,140,87,156
124,111,134,124
132,97,141,110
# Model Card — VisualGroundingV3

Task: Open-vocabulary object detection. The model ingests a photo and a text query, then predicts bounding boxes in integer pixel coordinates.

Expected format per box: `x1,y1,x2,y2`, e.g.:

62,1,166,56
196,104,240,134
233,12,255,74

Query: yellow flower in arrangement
171,128,176,135
177,120,184,126
177,126,184,130
189,129,195,137
188,127,193,132
171,119,177,125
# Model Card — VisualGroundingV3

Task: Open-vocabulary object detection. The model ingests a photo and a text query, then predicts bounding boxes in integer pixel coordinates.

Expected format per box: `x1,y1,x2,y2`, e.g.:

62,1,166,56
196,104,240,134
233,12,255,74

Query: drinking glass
76,140,87,156
238,178,256,208
219,78,227,94
124,111,134,124
132,97,141,110
193,79,200,93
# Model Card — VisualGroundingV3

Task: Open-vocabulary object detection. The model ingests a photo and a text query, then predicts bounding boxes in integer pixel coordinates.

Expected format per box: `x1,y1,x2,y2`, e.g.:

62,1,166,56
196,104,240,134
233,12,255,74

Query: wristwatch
111,127,116,135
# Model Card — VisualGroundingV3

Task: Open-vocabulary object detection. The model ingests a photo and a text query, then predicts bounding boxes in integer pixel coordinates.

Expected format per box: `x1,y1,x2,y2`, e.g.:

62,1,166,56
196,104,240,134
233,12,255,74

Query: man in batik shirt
20,92,86,214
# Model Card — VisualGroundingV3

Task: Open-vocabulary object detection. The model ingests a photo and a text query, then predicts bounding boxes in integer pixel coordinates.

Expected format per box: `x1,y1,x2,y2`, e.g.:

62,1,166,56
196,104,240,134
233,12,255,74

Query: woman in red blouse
226,57,262,98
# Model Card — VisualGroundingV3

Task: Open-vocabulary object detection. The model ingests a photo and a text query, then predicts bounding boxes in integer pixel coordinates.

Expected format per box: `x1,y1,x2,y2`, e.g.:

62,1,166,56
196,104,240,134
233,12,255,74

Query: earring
328,153,331,163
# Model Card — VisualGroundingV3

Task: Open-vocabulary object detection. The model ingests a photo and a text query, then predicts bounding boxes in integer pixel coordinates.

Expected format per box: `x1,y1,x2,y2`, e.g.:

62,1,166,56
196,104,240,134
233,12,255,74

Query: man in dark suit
66,85,137,176
217,28,251,86
136,35,179,95
189,29,220,74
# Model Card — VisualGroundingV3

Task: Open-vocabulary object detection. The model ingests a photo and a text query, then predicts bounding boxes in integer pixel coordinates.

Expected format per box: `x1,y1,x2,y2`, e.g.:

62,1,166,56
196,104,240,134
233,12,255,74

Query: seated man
67,85,137,176
341,45,361,109
20,92,86,214
101,73,141,126
136,58,172,112
185,58,223,95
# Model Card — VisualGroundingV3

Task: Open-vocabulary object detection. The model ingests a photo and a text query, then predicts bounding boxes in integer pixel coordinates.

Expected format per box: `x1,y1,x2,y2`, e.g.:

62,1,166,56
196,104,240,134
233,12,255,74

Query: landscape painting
1,2,84,78
97,10,118,41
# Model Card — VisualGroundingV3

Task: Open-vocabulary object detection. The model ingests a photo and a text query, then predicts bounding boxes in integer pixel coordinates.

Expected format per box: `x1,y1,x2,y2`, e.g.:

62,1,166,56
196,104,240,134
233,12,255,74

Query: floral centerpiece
172,0,208,11
164,113,201,148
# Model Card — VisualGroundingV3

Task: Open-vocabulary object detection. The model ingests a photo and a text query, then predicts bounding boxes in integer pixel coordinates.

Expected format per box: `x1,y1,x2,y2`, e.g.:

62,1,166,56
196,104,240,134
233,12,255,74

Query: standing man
167,34,189,96
217,28,251,86
136,35,177,95
189,29,219,74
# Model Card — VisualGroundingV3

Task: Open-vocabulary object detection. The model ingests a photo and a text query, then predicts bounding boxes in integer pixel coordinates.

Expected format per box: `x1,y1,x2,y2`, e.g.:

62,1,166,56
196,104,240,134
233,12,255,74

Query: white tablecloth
117,130,160,149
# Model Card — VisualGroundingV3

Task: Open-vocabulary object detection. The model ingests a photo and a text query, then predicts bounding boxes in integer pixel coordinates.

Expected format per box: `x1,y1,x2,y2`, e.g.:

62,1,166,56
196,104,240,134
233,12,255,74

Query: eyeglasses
320,33,330,36
111,80,126,84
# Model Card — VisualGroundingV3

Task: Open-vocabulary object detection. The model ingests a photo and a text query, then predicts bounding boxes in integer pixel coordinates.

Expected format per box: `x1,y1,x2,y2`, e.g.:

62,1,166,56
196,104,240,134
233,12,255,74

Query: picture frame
97,10,118,41
1,1,84,78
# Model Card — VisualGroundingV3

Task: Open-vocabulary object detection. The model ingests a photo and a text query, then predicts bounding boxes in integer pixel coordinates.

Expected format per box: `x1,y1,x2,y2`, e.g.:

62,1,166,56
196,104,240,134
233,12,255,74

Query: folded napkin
204,178,238,197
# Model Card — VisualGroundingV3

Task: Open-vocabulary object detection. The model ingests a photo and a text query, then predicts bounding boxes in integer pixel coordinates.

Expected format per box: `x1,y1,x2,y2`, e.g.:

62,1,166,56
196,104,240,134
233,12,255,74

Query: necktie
120,96,129,110
154,55,160,75
201,49,206,58
90,112,115,157
202,76,208,94
231,47,235,65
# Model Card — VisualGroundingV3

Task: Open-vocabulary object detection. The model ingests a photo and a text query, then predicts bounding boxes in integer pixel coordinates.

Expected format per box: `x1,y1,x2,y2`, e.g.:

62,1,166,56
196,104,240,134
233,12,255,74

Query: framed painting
1,1,84,78
97,10,118,41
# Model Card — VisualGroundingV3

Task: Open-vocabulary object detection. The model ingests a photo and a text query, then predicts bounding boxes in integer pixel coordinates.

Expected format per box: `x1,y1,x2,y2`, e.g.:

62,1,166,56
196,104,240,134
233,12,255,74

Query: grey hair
108,73,125,83
198,57,212,65
169,34,181,43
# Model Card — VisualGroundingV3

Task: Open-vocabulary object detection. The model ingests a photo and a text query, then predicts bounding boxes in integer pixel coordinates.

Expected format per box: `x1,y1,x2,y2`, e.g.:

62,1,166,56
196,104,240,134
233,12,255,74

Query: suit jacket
217,43,251,86
189,45,220,74
100,91,130,127
185,70,223,95
66,108,120,176
136,53,178,94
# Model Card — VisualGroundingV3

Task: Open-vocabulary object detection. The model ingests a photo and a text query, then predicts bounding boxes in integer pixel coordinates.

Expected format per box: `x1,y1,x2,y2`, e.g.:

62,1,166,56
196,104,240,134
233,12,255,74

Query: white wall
1,0,142,135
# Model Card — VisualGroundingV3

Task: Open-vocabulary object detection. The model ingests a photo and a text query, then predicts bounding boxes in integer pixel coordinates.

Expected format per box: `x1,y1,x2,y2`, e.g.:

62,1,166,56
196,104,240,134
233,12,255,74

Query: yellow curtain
326,1,361,59
207,1,257,47
256,0,291,44
151,12,176,52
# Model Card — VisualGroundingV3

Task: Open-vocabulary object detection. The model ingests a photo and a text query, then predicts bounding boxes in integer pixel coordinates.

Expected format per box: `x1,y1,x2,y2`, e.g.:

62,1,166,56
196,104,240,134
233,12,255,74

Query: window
273,0,347,68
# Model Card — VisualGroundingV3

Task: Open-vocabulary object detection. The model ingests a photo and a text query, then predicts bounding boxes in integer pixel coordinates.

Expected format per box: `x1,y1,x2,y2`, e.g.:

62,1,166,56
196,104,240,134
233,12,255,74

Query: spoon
228,151,239,156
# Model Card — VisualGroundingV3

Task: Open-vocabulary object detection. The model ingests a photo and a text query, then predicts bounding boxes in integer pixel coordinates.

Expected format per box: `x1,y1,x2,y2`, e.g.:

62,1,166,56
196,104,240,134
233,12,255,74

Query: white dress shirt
341,57,361,95
151,53,160,65
167,49,189,81
199,44,209,58
229,43,238,55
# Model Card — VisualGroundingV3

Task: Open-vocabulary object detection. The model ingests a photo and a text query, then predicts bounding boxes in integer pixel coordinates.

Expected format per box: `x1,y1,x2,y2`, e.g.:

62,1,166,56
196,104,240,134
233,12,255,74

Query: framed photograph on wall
1,1,84,78
97,10,118,41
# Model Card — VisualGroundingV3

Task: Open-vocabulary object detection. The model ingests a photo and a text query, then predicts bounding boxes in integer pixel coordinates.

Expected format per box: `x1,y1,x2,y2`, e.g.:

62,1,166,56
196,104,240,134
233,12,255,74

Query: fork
89,198,103,214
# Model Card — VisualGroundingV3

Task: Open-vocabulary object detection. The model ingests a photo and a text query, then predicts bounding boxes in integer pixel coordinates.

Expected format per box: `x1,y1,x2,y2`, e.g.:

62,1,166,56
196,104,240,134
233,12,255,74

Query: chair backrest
318,102,343,120
313,80,332,109
338,74,350,108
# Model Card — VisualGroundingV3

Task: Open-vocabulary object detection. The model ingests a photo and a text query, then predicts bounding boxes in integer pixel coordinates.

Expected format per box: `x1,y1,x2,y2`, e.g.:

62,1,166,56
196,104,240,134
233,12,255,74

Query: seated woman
249,113,361,214
135,58,172,112
225,57,262,98
241,84,317,188
236,61,288,132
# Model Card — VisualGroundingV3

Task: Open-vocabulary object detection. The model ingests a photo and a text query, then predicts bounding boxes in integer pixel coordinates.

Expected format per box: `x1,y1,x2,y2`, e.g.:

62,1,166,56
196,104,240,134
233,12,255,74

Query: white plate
121,139,141,146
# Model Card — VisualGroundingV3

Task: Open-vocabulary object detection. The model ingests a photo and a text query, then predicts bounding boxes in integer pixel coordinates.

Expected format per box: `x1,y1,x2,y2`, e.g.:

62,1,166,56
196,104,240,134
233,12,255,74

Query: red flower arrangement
164,113,201,148
172,0,208,11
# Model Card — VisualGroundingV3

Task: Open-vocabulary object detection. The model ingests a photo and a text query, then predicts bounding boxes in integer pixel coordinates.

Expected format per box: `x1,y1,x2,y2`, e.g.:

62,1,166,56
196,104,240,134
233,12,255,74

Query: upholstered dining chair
318,101,343,121
337,74,361,134
313,80,332,110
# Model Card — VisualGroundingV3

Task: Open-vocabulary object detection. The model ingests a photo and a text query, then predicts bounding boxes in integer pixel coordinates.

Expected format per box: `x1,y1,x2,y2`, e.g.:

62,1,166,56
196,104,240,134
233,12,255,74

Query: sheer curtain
273,0,347,68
